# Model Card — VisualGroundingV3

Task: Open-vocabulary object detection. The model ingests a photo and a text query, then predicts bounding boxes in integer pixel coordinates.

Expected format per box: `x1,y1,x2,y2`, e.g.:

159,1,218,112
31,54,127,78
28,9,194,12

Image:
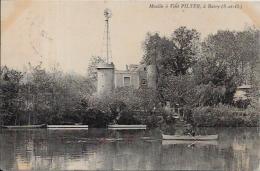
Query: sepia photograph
1,0,260,171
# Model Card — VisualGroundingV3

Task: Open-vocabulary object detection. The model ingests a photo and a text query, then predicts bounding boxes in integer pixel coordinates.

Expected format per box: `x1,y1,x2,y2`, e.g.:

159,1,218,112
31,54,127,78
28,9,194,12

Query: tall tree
200,29,259,85
0,67,23,125
142,27,200,103
171,26,200,75
143,27,200,76
194,28,260,105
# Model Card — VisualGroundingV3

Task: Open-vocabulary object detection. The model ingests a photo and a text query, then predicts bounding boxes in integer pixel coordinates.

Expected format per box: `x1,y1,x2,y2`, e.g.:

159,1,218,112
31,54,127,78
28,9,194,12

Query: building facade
96,63,156,96
114,64,147,89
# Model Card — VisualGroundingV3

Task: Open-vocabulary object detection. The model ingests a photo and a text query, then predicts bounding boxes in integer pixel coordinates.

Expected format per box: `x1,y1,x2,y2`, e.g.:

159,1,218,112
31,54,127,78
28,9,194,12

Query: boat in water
2,124,47,129
162,134,218,140
162,140,218,146
47,125,88,130
108,125,147,130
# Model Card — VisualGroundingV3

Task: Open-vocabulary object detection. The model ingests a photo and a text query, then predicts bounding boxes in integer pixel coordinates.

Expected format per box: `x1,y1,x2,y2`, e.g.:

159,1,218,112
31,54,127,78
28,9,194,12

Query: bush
233,99,251,109
82,108,110,128
145,115,165,128
192,104,259,127
117,110,141,125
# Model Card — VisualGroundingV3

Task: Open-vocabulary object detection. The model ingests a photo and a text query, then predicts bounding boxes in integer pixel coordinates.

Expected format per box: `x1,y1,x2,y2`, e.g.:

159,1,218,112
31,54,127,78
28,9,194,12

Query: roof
115,70,138,74
129,64,146,72
233,90,249,101
96,63,114,69
237,85,252,89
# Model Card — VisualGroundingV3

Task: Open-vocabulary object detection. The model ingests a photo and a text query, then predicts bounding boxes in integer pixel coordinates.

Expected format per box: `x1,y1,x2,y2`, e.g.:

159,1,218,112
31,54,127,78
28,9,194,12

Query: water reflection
0,128,259,171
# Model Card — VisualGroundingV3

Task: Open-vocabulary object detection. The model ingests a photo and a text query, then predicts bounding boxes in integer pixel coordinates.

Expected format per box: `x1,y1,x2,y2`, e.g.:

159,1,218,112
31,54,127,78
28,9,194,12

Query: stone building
96,63,157,96
115,64,147,89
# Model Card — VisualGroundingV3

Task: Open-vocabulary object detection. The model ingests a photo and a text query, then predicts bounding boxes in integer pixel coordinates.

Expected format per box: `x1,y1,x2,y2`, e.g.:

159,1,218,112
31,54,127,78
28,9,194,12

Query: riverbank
1,105,259,128
0,124,147,130
192,105,259,127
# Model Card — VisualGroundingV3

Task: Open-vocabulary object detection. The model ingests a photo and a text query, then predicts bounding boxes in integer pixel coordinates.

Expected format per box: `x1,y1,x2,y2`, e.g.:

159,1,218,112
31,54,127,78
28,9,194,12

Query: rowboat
108,125,147,130
3,124,47,129
162,134,218,140
0,125,7,129
47,125,88,130
162,140,218,146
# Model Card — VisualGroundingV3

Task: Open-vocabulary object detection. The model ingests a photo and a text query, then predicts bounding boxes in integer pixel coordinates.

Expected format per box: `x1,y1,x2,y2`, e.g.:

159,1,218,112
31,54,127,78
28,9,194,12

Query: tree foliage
143,27,259,108
87,56,105,81
0,68,23,125
143,26,200,76
0,64,95,125
200,29,259,85
194,28,259,105
142,27,201,105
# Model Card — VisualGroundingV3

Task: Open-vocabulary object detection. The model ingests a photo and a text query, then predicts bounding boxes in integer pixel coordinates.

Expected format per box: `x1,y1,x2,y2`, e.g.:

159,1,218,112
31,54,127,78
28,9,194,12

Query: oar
187,133,198,147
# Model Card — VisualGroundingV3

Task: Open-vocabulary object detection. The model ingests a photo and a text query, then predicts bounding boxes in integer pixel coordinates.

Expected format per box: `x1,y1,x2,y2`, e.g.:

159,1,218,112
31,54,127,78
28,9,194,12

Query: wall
115,70,139,89
147,65,157,89
97,63,114,96
96,64,153,95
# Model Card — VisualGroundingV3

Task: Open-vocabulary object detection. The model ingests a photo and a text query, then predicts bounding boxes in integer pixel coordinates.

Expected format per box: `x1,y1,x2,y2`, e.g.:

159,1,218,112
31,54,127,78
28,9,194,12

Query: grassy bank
191,105,259,127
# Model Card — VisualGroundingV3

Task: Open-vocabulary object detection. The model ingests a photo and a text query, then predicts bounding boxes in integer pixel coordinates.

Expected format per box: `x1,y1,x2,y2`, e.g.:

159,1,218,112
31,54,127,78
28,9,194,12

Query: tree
159,74,197,106
236,28,259,84
86,56,105,92
0,62,99,125
0,67,23,125
142,27,200,103
170,26,200,75
193,28,260,105
201,29,259,85
87,56,105,81
143,27,200,76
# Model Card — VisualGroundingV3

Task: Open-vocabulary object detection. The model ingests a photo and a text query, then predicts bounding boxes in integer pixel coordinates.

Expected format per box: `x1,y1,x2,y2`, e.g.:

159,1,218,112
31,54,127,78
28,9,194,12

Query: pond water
0,128,259,171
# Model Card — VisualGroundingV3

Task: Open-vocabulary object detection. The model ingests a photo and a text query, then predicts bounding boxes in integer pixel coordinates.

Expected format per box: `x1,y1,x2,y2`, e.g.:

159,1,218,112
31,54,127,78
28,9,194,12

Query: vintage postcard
1,1,260,171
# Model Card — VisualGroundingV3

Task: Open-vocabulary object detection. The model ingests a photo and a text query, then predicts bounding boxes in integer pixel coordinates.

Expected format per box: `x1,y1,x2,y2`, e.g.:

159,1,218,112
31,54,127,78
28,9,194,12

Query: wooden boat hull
0,125,7,129
108,125,147,130
47,125,88,130
4,124,47,129
162,140,218,146
162,134,218,140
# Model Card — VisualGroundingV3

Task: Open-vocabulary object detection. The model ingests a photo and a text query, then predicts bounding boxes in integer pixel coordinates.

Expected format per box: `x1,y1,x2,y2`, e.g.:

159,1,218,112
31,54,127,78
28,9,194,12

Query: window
141,79,147,85
123,77,130,86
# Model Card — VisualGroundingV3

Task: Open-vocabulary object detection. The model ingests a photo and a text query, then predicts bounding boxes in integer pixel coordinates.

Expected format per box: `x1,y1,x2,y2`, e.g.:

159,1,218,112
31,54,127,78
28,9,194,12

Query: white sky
1,1,260,75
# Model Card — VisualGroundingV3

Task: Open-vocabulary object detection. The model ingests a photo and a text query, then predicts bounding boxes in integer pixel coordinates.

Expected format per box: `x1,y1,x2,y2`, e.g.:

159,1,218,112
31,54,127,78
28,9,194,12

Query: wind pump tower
96,9,115,97
104,8,112,63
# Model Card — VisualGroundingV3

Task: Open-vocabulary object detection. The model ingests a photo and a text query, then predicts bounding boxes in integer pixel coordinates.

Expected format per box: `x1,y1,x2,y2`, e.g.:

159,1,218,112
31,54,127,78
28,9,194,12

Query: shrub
192,104,259,127
117,110,141,125
82,108,110,128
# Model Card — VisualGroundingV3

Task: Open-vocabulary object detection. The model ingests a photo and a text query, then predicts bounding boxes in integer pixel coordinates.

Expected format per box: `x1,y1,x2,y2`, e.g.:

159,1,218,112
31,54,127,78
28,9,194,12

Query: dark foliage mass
192,105,259,127
0,64,95,125
143,27,259,107
82,108,110,128
141,27,259,126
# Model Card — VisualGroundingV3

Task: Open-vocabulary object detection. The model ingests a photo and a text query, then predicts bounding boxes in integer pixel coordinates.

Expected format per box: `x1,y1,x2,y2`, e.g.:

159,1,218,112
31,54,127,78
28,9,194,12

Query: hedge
192,105,259,127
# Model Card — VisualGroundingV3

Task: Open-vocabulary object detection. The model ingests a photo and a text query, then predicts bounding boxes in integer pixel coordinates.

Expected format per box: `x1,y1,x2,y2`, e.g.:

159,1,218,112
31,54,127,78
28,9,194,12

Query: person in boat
184,124,196,136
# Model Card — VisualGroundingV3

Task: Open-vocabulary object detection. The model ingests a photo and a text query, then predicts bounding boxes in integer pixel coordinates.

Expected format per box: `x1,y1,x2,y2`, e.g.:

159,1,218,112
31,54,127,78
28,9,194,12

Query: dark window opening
141,79,147,85
124,77,130,86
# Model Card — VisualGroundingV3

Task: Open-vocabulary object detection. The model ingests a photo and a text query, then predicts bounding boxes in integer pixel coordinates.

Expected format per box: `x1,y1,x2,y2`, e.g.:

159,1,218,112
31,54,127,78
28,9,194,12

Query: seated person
184,124,196,136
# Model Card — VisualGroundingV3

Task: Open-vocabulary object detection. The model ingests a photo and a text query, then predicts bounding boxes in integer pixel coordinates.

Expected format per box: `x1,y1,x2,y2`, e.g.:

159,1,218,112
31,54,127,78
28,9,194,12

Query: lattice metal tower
104,8,112,63
96,9,115,97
